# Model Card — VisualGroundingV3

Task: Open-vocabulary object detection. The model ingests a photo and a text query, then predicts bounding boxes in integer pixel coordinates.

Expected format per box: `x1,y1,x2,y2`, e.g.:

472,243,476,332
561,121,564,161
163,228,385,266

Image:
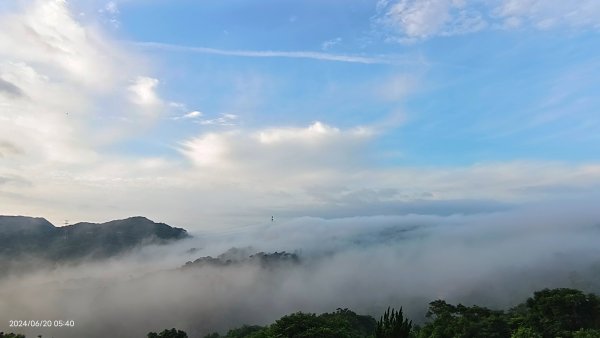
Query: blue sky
0,0,599,228
110,0,600,165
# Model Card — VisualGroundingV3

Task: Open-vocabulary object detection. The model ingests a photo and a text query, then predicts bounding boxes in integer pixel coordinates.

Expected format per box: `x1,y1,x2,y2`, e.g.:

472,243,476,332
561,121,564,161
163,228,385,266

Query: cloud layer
3,198,600,338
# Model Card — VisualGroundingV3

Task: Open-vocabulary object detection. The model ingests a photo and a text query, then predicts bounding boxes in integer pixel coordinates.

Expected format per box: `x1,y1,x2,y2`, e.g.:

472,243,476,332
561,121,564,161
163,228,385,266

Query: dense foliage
203,308,376,338
0,333,25,338
148,328,189,338
195,288,600,338
415,288,600,338
183,249,300,270
8,287,600,337
375,307,412,338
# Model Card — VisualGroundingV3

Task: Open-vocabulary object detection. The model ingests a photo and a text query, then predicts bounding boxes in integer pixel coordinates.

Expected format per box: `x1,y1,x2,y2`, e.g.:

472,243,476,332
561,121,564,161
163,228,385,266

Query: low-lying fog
2,198,600,338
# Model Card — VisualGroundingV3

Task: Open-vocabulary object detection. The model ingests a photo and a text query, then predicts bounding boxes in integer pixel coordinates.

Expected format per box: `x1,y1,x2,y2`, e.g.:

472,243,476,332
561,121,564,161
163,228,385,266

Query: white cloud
0,0,128,88
104,1,118,15
168,102,187,109
494,0,600,30
0,0,176,222
128,76,161,107
127,76,166,121
381,0,454,39
0,140,22,157
98,1,120,28
198,113,238,126
134,41,402,65
321,37,342,50
183,110,202,119
376,0,600,41
0,59,97,165
257,121,342,144
179,132,232,168
170,110,204,121
179,121,373,173
377,0,484,41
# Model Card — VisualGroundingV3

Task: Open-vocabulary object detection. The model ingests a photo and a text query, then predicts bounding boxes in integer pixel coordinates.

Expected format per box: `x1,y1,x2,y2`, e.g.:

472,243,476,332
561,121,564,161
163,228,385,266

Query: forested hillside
0,215,189,274
143,288,600,338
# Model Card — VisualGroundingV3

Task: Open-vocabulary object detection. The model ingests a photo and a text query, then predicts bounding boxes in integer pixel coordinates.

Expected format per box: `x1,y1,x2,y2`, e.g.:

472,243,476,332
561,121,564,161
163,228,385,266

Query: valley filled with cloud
1,1,599,337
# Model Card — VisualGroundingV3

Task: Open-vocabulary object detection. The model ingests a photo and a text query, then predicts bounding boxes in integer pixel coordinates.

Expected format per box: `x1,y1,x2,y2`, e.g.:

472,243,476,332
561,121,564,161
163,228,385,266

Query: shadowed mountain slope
0,215,189,263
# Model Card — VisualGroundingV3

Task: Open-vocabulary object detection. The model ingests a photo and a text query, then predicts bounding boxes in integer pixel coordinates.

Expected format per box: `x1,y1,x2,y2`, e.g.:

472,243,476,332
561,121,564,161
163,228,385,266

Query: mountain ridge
0,215,190,272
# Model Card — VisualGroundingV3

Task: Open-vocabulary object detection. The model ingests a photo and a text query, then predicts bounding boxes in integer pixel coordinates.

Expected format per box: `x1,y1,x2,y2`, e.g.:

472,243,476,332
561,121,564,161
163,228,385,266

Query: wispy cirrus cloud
133,41,403,65
197,113,238,126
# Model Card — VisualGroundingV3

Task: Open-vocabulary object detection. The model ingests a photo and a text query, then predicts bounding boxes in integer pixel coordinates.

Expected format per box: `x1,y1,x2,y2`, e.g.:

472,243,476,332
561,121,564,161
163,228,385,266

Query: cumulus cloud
257,121,356,144
128,76,165,120
0,0,162,166
129,76,161,106
376,0,600,41
178,121,373,173
0,0,126,88
179,132,231,168
3,109,599,230
0,0,176,222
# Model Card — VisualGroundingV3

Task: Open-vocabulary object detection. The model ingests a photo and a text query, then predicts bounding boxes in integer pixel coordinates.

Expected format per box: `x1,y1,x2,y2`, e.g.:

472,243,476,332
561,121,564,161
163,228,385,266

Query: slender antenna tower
64,220,69,241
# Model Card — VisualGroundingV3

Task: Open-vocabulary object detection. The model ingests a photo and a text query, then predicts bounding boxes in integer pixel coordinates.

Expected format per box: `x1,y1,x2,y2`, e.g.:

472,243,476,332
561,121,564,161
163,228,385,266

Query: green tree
203,333,221,338
268,312,324,337
418,300,510,338
225,325,265,338
267,309,376,338
321,308,377,337
573,329,600,338
198,288,600,338
206,308,377,338
0,333,26,338
147,328,188,338
510,327,542,338
375,307,412,338
519,288,600,338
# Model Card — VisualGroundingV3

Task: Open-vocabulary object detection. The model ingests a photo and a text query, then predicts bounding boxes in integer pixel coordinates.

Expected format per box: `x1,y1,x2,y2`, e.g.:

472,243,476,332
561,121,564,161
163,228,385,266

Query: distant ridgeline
0,215,189,267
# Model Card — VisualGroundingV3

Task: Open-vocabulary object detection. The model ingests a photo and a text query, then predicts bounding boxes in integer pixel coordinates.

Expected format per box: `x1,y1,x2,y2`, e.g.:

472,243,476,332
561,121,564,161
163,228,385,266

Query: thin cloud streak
133,41,403,65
